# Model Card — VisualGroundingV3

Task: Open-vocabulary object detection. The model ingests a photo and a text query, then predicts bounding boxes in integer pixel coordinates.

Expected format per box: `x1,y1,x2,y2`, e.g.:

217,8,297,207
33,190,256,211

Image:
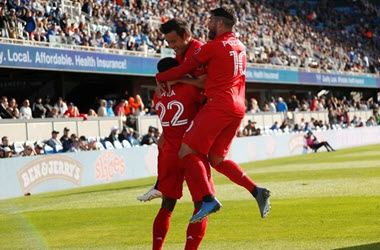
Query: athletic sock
185,209,208,250
153,208,172,250
214,160,256,193
181,154,213,198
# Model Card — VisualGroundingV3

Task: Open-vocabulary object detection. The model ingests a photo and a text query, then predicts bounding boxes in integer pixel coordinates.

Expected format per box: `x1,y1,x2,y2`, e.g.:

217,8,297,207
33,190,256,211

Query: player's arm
168,74,206,89
157,132,165,148
156,57,201,82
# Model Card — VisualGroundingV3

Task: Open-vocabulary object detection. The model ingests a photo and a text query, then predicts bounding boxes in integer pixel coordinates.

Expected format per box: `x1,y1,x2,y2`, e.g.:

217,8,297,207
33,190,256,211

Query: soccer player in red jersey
152,57,215,250
137,18,209,203
156,7,271,223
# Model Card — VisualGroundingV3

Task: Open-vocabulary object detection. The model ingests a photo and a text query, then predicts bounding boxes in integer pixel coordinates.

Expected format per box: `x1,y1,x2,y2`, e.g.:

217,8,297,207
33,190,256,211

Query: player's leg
185,201,209,250
209,117,271,218
138,145,165,201
153,196,176,250
153,152,184,250
179,143,221,223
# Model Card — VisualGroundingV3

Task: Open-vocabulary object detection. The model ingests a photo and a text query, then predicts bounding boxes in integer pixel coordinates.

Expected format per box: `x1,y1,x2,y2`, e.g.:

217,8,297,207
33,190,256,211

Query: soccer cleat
137,186,162,202
189,198,222,223
254,187,271,218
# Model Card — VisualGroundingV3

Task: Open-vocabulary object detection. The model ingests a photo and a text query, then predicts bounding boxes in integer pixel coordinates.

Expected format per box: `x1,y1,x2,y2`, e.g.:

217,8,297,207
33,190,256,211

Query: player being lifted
151,57,215,250
156,7,271,223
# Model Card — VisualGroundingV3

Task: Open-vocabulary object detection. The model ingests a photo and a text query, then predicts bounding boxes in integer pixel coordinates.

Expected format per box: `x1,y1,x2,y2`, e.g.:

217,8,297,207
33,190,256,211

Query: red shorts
183,103,243,157
156,145,214,201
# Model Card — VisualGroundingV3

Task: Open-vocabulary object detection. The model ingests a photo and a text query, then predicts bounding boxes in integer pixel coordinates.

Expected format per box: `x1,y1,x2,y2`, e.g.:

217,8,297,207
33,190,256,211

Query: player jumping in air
156,7,271,223
151,57,215,250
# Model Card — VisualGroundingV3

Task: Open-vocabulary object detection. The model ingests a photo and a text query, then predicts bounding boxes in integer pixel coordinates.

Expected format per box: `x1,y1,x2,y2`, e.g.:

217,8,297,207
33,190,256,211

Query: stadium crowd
0,124,159,158
0,0,379,74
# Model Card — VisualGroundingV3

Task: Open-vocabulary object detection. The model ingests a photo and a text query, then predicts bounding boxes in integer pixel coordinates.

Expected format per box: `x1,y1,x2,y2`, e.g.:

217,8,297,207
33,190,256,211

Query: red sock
153,208,172,250
185,209,208,250
214,160,256,192
199,154,215,195
182,154,213,198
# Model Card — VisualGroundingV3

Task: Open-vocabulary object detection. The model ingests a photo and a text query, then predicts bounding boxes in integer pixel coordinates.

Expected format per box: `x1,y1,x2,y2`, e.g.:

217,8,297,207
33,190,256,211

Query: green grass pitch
1,144,379,249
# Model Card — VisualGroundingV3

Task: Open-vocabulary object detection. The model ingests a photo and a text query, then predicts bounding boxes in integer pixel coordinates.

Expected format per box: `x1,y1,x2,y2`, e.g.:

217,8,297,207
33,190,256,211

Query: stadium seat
13,142,25,154
122,140,131,148
54,145,63,153
113,140,123,149
25,141,35,147
43,145,54,154
96,142,105,150
104,141,114,149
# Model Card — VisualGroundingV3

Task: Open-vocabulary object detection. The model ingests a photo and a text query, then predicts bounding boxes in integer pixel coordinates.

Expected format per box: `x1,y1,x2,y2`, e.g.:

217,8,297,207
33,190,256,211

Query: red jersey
156,32,246,117
153,83,204,151
176,38,207,77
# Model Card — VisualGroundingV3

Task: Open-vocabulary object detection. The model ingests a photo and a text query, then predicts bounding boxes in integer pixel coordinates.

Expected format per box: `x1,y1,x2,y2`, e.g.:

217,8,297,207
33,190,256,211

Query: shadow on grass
334,242,380,250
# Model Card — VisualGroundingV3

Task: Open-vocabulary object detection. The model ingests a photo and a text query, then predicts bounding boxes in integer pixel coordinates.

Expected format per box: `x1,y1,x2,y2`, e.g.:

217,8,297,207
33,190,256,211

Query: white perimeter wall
1,126,379,200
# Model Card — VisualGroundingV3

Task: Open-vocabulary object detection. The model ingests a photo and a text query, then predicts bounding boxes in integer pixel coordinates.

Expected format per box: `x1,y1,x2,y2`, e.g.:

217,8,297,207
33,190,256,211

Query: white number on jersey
229,51,246,76
155,100,188,127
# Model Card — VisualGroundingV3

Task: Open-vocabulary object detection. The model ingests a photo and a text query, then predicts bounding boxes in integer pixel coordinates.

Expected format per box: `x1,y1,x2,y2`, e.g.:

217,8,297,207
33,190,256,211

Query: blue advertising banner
0,43,159,75
0,43,379,88
245,67,299,83
299,71,378,88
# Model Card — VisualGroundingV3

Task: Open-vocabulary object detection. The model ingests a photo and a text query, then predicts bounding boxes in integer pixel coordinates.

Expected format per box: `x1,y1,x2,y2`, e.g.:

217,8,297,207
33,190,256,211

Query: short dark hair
211,6,237,28
157,57,180,73
159,18,191,38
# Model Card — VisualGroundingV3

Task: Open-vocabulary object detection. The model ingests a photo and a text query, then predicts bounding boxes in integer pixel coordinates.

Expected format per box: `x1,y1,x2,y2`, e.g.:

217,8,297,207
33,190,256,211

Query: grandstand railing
137,110,374,136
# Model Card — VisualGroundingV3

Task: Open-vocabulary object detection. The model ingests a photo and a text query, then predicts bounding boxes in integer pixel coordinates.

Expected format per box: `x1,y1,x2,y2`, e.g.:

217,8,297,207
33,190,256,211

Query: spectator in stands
44,96,53,117
47,107,59,118
87,109,98,117
32,97,46,118
140,126,157,146
54,97,67,117
78,136,88,151
270,121,279,131
114,99,126,116
7,8,17,39
107,126,118,144
243,120,257,136
47,130,62,149
0,96,13,119
106,100,115,117
280,120,290,132
6,98,19,118
87,138,99,151
366,116,377,127
19,99,33,119
0,136,12,150
69,139,81,152
288,95,300,111
118,127,128,142
269,97,277,112
97,99,107,117
0,7,9,38
23,145,35,157
126,127,139,147
246,98,260,114
276,97,288,112
34,143,44,155
2,146,12,158
60,127,70,150
310,96,319,111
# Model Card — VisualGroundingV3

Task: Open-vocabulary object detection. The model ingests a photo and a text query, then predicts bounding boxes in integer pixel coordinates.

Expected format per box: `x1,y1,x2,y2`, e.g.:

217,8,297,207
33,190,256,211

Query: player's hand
166,80,179,93
155,84,166,98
